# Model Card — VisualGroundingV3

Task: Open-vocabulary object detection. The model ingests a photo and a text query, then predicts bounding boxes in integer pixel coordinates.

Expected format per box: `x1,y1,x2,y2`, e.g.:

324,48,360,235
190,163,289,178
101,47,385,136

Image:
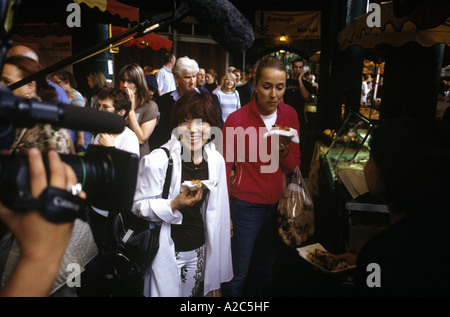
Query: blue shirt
48,80,70,105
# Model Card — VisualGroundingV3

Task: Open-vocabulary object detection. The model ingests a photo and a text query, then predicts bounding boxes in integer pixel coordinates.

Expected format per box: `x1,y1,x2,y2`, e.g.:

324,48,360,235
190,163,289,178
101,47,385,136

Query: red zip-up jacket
220,98,301,205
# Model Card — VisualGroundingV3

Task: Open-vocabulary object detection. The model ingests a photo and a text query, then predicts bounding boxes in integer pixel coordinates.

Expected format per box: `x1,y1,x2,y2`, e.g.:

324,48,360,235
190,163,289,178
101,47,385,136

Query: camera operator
0,148,82,296
0,54,99,296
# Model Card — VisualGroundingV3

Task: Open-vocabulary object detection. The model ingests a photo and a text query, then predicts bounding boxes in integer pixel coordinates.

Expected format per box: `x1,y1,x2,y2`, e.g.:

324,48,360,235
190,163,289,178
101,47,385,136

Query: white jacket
132,136,233,296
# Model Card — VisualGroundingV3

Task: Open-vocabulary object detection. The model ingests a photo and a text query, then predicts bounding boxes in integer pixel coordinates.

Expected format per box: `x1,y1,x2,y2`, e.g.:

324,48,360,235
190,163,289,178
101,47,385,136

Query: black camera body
0,0,140,223
0,145,139,219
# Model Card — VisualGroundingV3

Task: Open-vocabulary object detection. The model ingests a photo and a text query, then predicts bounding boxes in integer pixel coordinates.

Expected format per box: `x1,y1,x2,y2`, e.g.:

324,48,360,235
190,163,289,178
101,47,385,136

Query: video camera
0,0,139,224
0,144,139,217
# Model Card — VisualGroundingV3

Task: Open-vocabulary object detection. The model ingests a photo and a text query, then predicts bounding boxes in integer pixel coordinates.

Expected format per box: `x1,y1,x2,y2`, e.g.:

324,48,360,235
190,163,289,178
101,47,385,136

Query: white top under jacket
91,127,140,217
132,136,233,297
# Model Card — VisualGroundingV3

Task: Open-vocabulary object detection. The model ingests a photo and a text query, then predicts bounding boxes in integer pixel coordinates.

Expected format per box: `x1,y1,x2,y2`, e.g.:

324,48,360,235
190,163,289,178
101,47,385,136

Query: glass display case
321,112,389,255
323,111,373,194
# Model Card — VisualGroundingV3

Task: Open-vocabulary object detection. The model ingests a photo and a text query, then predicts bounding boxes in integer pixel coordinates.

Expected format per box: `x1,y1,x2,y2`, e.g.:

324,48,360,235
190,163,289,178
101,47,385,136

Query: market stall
310,1,450,255
337,0,449,120
309,111,390,255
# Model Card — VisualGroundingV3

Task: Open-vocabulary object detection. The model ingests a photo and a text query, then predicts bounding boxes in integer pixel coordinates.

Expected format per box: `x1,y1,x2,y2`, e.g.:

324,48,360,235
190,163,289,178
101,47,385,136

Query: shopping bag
278,167,314,247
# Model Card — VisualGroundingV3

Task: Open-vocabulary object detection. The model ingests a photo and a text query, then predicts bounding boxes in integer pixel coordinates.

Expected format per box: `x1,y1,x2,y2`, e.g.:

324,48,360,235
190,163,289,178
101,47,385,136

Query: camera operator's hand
0,148,84,297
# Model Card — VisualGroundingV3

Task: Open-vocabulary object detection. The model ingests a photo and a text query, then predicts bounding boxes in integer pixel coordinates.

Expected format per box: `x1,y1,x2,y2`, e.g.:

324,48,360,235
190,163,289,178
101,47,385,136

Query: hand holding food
274,123,290,131
171,186,204,211
279,136,291,159
190,180,202,191
297,243,356,273
264,124,300,144
181,179,203,191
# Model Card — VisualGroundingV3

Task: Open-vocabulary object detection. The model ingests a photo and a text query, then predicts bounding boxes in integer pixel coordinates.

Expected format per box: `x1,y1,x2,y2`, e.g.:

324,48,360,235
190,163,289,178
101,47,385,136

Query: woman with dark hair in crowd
86,69,109,109
204,68,218,93
119,63,160,158
232,68,244,87
1,56,73,154
145,70,160,102
132,90,232,297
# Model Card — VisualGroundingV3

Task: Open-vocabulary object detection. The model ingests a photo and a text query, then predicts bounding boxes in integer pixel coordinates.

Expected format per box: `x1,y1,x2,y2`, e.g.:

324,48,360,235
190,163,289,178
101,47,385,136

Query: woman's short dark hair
170,90,221,132
97,87,131,117
52,70,78,89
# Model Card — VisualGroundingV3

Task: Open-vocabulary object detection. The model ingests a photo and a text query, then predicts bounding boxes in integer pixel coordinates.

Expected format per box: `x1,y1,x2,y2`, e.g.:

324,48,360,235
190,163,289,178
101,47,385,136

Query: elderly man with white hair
148,56,223,152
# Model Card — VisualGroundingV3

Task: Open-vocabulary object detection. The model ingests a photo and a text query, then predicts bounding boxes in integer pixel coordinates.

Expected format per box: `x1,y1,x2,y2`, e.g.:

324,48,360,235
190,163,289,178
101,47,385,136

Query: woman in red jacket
220,57,301,296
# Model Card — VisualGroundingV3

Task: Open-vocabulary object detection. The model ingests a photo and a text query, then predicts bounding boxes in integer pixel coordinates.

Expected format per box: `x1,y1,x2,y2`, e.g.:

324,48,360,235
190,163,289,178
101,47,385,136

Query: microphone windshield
186,0,254,53
62,105,125,134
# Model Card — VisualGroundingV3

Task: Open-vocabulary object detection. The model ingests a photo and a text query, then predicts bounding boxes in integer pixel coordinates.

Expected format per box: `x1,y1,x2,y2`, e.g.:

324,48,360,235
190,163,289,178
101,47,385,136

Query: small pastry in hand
190,180,202,191
273,123,290,131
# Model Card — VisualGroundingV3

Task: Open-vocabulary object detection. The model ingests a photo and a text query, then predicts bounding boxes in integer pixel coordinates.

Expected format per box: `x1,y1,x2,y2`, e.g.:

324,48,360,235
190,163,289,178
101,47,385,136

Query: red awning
74,0,139,23
111,26,172,51
16,0,139,26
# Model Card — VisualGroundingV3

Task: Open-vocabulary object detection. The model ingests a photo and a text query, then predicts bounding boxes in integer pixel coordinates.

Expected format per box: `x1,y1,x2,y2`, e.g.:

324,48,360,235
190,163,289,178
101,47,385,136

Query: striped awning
338,1,450,51
74,0,139,23
111,26,172,51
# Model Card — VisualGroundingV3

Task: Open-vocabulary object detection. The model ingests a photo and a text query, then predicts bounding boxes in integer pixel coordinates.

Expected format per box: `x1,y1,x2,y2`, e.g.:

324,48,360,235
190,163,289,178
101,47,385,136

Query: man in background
155,52,176,96
283,58,312,174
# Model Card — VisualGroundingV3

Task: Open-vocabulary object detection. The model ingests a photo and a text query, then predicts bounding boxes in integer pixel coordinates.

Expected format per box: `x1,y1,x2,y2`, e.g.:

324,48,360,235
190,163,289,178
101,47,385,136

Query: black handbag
102,147,172,295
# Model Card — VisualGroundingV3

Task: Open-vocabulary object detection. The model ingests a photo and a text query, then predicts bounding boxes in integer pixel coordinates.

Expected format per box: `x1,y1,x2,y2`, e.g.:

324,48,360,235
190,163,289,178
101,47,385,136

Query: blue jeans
221,197,278,297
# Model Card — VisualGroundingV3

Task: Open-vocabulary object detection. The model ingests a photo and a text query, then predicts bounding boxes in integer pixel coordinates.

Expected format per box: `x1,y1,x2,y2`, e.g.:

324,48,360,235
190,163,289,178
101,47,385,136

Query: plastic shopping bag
278,167,315,247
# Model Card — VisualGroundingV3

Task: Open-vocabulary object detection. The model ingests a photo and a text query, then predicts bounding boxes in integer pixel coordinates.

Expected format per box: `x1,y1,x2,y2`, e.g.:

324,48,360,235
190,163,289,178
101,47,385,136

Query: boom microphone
185,0,255,54
60,103,125,134
0,88,125,134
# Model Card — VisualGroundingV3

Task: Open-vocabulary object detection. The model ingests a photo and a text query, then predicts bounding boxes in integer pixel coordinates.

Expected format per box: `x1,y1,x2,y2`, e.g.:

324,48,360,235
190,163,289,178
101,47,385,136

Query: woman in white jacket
132,90,233,297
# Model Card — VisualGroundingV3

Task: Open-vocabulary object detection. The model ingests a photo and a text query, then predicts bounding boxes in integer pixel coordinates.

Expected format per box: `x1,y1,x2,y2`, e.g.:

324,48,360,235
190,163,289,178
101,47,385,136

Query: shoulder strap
160,147,173,199
235,91,240,109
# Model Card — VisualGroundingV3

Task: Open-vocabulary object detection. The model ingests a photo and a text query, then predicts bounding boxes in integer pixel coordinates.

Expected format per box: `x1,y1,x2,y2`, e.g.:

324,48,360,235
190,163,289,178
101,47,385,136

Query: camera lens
62,145,139,213
0,145,139,218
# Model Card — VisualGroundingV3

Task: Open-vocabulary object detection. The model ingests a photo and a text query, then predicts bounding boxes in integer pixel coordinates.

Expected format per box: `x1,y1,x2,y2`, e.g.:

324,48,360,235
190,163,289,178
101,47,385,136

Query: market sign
11,32,72,69
255,11,321,39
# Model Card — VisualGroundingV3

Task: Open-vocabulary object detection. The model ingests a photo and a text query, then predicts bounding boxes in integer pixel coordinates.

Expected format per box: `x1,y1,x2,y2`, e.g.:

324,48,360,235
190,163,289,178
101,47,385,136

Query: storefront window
360,58,384,120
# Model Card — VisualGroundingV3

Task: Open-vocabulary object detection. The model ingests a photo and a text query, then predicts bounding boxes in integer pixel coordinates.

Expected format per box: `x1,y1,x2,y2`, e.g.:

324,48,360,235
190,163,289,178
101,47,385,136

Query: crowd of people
0,45,303,297
0,44,449,298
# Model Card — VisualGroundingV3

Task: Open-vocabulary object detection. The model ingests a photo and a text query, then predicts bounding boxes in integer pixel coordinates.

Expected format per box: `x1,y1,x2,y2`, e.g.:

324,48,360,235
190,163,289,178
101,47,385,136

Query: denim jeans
221,197,278,297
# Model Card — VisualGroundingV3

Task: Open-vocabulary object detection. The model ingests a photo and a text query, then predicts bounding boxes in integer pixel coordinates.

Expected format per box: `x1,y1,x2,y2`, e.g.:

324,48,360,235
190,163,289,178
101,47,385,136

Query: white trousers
175,245,205,297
